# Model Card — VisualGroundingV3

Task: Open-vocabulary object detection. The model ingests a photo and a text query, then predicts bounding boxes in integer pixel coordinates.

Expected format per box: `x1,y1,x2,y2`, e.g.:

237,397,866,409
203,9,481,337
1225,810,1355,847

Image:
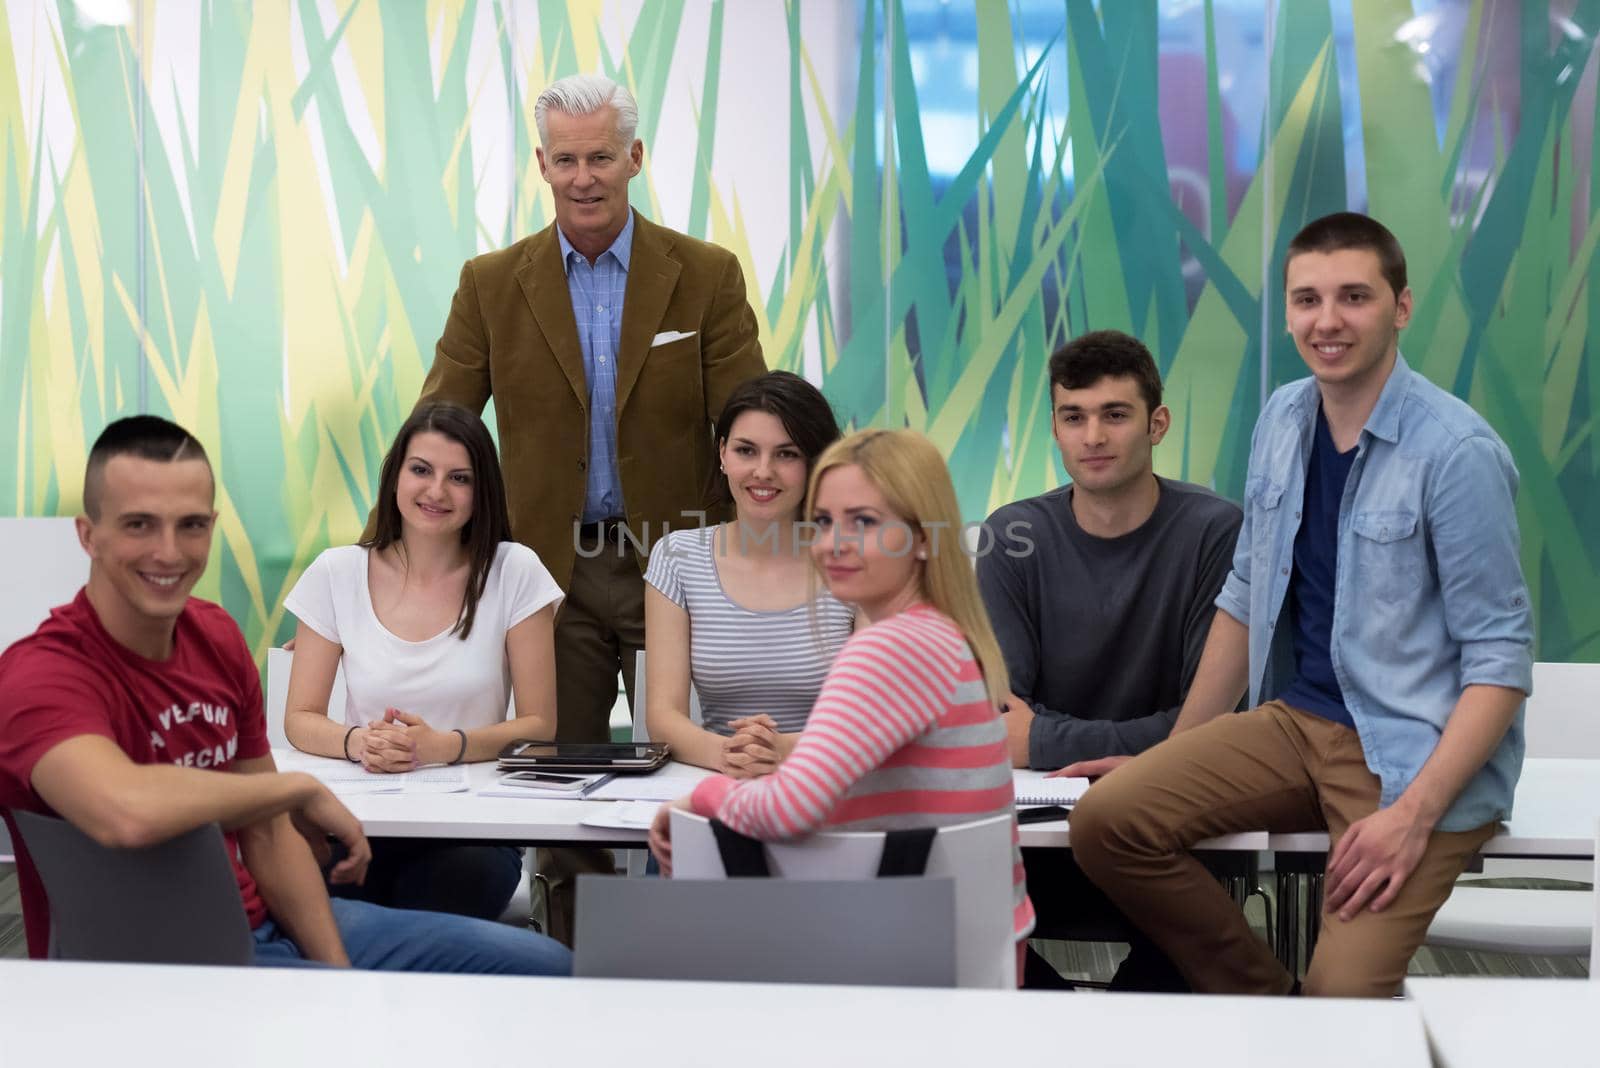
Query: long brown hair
361,403,512,640
707,370,842,514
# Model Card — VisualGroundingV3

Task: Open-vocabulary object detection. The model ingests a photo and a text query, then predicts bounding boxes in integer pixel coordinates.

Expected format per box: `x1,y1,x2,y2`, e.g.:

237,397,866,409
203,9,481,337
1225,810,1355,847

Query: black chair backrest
709,819,938,878
11,810,255,965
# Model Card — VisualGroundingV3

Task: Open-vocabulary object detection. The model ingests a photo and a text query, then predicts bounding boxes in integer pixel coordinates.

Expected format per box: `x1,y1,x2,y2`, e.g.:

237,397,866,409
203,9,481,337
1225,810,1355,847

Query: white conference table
0,959,1432,1068
1265,758,1598,972
1267,758,1600,859
275,748,681,847
273,749,1268,852
1404,978,1599,1068
280,752,1592,858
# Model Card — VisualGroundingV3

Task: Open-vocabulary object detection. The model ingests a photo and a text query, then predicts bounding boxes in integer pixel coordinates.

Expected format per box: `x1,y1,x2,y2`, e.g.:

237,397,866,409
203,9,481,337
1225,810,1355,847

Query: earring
916,550,928,560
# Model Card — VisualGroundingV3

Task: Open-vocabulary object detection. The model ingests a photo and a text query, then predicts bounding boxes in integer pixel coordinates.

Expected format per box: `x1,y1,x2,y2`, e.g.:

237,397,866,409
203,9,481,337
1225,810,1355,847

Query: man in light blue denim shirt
1072,212,1534,998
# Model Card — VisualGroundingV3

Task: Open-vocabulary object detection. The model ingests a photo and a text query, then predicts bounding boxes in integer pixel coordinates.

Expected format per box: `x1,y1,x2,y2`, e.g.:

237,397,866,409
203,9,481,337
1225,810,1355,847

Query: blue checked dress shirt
559,212,634,522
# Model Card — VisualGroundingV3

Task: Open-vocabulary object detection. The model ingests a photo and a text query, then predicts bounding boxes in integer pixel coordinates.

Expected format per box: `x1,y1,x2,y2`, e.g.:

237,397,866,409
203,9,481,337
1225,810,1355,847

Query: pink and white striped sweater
690,603,1036,939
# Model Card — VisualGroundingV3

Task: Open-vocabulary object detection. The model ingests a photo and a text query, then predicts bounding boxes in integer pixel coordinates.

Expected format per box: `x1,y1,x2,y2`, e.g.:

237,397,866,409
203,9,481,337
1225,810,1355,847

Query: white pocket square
650,330,697,347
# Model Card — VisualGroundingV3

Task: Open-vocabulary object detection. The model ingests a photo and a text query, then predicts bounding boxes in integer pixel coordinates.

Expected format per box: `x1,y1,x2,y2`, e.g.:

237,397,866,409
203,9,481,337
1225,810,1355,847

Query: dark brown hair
1047,330,1163,415
1284,211,1408,298
709,371,842,513
361,403,512,640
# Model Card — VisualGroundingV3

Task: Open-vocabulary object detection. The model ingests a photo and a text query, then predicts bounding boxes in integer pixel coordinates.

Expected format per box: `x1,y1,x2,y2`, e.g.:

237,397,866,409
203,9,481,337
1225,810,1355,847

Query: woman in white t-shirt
283,402,561,920
643,371,853,776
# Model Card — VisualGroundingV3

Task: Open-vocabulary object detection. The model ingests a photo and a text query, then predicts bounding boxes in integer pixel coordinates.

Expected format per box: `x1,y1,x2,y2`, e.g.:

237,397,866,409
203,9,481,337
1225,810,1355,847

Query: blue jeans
252,897,571,975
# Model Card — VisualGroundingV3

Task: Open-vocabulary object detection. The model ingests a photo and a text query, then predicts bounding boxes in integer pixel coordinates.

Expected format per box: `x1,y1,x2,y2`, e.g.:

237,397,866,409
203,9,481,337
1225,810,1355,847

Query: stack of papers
587,762,713,802
577,800,662,830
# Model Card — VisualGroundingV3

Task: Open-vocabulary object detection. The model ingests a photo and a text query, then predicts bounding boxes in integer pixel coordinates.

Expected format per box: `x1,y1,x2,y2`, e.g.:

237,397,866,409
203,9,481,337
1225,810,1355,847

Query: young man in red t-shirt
0,416,570,973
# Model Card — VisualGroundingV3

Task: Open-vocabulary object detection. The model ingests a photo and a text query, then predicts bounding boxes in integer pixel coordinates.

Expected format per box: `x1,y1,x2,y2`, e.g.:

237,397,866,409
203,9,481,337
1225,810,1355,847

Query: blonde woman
649,429,1035,957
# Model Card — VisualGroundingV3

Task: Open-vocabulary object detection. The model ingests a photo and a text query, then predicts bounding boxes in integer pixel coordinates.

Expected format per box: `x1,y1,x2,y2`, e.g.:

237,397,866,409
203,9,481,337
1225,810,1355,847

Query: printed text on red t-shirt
148,701,238,768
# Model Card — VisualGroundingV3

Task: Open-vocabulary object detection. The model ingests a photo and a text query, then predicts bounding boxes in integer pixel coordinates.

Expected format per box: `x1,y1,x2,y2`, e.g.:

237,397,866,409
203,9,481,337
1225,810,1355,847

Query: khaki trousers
536,528,647,946
1071,701,1494,997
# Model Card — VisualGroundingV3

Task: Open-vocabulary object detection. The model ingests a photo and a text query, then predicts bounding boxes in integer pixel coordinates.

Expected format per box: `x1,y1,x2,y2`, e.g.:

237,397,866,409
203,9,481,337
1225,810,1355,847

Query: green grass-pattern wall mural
2,0,1596,661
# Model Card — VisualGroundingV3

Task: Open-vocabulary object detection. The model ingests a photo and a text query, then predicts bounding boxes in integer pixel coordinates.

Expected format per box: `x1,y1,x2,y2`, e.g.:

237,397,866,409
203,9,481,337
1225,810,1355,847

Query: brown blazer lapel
616,215,682,414
515,227,588,404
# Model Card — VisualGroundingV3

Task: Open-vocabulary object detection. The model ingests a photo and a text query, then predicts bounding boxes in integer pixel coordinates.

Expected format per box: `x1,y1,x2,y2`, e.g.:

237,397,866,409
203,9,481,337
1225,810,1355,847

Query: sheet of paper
598,796,659,831
587,763,713,802
303,763,470,795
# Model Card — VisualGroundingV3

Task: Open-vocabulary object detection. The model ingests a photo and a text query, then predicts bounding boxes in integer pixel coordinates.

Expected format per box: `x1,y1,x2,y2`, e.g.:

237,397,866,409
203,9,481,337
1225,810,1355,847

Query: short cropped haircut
1284,211,1407,298
83,415,210,519
534,74,640,145
1047,330,1163,415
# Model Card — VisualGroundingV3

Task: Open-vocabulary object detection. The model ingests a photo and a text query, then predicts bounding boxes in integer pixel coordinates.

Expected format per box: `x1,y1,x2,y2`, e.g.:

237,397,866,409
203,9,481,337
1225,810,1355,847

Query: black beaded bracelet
342,725,360,762
450,728,468,765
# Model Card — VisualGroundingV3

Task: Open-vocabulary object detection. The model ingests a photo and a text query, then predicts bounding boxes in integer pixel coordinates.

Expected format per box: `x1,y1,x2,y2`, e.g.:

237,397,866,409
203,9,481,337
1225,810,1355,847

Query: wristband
450,728,468,765
342,725,360,762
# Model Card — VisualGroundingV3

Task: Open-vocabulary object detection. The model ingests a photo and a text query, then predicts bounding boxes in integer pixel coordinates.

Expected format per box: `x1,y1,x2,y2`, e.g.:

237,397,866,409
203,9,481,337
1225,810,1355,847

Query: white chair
630,649,702,743
266,647,532,927
0,517,90,862
1478,661,1599,889
1524,661,1600,760
264,647,349,752
1592,818,1598,977
1424,886,1592,956
0,517,89,649
1426,663,1598,959
625,650,701,877
670,809,1016,988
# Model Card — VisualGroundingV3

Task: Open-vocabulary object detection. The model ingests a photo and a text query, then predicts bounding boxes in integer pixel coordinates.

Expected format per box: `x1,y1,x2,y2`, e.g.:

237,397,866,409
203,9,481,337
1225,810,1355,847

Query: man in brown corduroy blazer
412,73,765,939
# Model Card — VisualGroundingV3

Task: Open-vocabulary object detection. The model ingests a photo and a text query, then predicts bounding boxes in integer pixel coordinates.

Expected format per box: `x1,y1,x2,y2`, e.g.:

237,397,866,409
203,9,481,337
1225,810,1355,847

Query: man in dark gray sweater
978,330,1241,989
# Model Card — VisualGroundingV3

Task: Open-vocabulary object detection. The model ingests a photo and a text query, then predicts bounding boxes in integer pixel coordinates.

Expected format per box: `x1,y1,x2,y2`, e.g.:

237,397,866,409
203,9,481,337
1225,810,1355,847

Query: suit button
578,459,587,470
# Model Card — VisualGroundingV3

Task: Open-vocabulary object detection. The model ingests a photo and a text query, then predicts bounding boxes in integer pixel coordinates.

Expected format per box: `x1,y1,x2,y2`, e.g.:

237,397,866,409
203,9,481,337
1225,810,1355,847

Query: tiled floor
3,860,1588,979
1030,875,1591,983
0,863,24,958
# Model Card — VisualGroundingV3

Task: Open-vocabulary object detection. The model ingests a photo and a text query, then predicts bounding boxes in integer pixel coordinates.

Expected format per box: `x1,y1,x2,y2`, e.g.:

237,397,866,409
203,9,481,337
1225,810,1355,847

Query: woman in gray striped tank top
643,372,854,776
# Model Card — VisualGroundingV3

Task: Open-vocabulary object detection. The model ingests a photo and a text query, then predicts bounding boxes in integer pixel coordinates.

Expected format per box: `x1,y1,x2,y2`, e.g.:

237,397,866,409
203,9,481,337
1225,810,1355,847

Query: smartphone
500,771,592,790
1015,805,1071,824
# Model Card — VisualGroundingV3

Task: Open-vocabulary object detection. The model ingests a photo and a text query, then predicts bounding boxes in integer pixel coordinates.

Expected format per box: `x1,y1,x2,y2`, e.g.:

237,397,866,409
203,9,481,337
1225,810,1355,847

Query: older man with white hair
410,73,766,941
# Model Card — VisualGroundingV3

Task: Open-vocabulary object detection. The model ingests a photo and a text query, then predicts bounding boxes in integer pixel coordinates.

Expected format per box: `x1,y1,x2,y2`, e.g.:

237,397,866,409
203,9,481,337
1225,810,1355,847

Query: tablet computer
497,741,670,773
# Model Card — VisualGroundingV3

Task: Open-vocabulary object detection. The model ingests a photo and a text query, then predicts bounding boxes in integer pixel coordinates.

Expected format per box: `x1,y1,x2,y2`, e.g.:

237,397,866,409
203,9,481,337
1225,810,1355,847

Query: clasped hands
718,714,793,779
352,708,453,772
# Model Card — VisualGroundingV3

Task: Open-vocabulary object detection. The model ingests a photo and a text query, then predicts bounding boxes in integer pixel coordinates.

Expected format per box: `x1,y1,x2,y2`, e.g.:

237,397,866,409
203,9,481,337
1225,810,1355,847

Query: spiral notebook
1012,770,1092,807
